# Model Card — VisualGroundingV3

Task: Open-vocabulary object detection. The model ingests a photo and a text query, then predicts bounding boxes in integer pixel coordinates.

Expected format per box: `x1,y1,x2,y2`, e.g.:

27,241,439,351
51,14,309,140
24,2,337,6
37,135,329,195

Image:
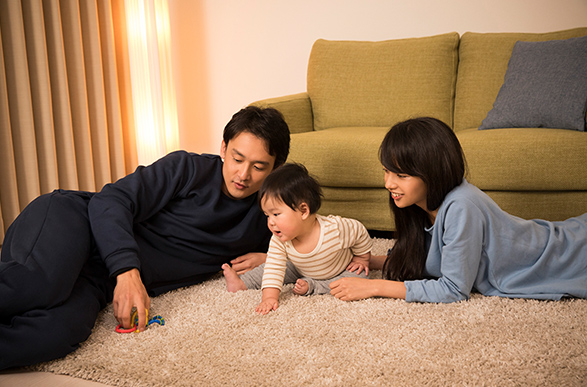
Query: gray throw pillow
479,35,587,131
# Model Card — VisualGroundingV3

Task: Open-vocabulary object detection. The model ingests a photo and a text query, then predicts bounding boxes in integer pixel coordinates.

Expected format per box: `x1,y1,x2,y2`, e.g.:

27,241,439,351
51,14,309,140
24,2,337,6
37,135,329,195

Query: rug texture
33,238,586,386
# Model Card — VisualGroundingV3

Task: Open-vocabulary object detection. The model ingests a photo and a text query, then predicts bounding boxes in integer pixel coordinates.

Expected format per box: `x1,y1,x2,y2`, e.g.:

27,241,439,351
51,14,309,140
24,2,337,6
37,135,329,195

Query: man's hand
113,268,150,331
230,252,266,275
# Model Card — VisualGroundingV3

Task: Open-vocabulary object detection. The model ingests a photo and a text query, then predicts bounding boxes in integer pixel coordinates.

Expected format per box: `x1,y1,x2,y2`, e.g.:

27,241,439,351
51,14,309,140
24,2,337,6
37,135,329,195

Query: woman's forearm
369,255,387,270
370,279,407,299
330,277,407,301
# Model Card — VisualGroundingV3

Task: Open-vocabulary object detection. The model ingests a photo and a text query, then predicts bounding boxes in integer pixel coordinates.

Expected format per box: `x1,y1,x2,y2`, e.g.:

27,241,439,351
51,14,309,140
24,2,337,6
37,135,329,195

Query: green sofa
252,28,587,231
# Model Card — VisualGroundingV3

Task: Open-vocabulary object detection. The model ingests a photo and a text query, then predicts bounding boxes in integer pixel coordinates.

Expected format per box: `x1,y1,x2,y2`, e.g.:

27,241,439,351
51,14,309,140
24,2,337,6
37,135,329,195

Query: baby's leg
222,263,268,292
223,261,303,292
221,264,248,292
293,279,309,295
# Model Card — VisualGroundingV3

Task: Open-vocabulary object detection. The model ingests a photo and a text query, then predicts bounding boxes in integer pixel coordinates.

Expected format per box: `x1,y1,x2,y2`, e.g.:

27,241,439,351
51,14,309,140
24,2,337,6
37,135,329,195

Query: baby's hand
347,253,371,276
255,298,278,315
347,261,368,275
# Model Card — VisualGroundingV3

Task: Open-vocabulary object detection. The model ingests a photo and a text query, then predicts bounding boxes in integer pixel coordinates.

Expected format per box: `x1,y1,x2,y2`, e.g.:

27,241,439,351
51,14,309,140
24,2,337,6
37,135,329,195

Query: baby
222,163,372,314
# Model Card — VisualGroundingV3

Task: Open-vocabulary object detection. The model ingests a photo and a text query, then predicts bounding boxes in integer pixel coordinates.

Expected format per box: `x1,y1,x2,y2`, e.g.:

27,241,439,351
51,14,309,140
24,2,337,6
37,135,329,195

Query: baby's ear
298,202,311,219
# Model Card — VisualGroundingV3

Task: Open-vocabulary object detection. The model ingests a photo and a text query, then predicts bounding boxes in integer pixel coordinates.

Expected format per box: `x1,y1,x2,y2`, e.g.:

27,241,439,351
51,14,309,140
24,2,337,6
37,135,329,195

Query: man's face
220,132,276,200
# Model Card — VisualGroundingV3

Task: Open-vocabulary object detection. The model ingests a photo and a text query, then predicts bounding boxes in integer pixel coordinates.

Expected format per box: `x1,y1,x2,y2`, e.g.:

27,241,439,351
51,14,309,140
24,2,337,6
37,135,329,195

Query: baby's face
261,196,304,242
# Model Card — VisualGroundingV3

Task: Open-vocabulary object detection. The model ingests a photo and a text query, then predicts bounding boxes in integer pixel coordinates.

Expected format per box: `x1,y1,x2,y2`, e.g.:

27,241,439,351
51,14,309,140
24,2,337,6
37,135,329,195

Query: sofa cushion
480,35,587,131
457,128,587,191
454,28,587,132
307,33,459,131
287,127,389,188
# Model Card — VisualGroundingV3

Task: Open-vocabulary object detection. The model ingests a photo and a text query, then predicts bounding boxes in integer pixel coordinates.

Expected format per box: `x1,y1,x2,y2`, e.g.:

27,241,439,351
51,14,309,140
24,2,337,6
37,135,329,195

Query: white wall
169,0,587,154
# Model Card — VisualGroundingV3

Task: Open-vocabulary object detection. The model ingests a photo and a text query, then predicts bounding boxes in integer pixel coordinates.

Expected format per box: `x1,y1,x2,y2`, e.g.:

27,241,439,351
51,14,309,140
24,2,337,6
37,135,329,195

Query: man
0,106,290,370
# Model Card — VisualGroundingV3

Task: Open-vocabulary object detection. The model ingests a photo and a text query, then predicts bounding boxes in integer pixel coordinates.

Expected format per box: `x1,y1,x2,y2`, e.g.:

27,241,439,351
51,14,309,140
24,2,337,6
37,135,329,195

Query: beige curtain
0,0,138,245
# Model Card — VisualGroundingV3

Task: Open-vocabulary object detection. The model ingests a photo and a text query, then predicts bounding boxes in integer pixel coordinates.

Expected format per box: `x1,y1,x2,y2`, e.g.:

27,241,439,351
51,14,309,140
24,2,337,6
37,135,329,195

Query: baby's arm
347,252,371,275
256,287,280,315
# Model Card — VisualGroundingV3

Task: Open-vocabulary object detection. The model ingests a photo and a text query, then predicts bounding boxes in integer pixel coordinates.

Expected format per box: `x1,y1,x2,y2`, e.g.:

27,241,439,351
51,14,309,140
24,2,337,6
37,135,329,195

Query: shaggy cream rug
33,238,586,386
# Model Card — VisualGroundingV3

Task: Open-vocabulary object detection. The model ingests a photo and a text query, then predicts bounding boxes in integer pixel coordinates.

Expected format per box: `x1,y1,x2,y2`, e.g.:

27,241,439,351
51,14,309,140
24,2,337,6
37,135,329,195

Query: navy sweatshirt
88,151,271,295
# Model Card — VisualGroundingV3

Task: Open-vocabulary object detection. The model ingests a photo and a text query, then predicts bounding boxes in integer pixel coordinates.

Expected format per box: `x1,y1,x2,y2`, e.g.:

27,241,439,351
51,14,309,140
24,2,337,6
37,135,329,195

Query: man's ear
220,140,227,159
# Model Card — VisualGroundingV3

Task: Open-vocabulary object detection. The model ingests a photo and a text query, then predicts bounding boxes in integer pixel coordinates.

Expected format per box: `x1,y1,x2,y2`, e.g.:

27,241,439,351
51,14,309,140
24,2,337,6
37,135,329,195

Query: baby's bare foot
293,279,309,295
222,264,247,292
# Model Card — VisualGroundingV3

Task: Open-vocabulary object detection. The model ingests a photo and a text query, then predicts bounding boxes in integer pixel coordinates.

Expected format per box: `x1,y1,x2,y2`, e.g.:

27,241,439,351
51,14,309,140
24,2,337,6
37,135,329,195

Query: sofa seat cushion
307,33,459,131
287,127,389,188
457,128,587,191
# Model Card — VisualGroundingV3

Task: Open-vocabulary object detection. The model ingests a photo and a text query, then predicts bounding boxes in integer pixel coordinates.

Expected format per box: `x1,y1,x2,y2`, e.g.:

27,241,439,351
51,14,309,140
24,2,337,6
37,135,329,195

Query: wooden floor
0,369,110,387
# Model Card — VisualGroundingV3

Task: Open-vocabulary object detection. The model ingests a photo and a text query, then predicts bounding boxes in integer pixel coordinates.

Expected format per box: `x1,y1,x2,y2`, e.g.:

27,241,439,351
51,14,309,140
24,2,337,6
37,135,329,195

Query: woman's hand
113,268,150,331
329,277,375,301
230,253,267,275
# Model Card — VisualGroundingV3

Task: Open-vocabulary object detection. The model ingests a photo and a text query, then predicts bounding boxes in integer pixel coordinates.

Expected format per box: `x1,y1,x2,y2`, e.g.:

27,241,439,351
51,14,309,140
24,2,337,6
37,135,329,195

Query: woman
330,117,587,303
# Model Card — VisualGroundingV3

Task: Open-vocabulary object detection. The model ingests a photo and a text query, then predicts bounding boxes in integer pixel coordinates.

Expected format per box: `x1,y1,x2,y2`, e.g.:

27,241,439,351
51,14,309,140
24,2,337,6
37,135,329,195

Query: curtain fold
0,0,136,245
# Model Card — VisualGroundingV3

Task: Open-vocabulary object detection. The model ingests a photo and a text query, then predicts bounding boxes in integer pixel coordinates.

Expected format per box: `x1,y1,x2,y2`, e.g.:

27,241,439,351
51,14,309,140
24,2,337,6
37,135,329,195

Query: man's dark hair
259,163,322,213
223,106,290,168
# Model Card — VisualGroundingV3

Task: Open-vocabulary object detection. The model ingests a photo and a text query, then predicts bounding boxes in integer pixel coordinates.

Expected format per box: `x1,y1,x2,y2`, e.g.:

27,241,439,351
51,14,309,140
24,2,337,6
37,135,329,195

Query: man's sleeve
88,151,199,276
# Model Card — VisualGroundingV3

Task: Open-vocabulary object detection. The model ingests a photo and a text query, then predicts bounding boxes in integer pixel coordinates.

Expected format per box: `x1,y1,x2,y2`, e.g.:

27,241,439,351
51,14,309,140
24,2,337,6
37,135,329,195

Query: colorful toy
115,309,165,333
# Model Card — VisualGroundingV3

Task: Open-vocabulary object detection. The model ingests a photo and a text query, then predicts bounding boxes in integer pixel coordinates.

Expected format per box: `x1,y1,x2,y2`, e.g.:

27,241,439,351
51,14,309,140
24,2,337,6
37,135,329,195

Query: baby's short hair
258,163,322,213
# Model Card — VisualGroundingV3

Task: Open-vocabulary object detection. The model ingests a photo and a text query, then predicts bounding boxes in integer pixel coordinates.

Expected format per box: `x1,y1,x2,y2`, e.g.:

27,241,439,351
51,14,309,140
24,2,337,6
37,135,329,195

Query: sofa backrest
307,33,459,131
454,27,587,132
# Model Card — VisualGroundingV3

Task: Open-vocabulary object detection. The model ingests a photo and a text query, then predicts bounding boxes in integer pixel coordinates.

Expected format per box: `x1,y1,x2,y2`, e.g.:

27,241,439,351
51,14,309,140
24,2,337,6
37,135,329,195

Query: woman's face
383,168,429,211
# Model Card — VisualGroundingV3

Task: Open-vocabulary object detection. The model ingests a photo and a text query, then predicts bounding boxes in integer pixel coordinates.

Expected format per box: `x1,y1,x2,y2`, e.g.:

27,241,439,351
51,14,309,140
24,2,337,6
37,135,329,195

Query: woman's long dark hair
379,117,466,281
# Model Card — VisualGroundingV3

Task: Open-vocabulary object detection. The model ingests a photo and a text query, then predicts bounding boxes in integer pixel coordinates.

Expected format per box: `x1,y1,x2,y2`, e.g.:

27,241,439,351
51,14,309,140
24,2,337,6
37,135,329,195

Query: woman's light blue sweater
405,180,587,303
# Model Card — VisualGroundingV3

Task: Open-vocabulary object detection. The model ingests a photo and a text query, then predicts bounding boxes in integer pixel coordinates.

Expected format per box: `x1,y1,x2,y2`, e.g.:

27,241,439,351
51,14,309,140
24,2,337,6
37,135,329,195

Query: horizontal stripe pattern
262,214,372,290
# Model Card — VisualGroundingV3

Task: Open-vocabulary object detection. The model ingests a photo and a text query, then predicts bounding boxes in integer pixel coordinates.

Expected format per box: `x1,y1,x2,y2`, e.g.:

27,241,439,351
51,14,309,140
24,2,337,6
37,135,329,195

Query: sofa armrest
250,93,313,134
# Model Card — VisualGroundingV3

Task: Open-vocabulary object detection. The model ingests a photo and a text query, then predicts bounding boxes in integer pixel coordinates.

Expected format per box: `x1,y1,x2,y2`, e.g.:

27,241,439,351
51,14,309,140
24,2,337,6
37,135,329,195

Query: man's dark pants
0,190,114,370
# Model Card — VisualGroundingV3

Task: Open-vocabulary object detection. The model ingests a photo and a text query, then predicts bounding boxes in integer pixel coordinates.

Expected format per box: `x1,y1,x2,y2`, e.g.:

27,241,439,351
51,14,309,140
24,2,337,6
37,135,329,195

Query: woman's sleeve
88,151,199,276
404,200,486,303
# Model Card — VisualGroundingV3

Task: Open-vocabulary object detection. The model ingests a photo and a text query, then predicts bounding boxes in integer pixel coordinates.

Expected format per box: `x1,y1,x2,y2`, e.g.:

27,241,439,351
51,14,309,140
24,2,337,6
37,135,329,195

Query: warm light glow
125,0,179,166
